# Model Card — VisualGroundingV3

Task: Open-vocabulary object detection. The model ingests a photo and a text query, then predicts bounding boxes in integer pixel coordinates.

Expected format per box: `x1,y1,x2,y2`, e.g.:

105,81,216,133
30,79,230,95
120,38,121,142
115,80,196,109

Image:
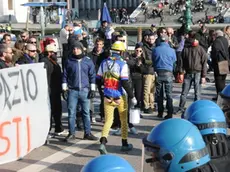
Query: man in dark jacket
62,41,98,142
88,38,107,121
142,33,156,113
95,21,108,41
155,27,167,46
0,44,13,69
195,25,209,52
167,27,179,49
211,30,230,100
177,31,207,114
16,44,37,64
39,44,66,136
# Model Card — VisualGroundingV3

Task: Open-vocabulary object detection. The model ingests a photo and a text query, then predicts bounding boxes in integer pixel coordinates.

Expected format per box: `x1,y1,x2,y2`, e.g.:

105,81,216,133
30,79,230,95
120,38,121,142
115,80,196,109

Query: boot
99,137,108,155
121,139,133,152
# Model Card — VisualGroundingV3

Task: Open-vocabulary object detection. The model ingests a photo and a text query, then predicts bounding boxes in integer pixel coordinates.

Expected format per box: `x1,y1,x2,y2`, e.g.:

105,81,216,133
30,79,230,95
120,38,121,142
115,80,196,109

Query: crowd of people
1,20,230,171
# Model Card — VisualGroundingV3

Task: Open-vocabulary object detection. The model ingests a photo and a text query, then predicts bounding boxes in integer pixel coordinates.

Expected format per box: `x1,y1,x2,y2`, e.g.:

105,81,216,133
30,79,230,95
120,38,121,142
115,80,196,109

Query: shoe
99,144,108,154
157,113,163,118
55,130,69,136
112,128,121,136
84,133,98,140
176,109,184,115
91,117,96,123
164,115,172,119
212,97,218,101
47,133,55,139
64,134,76,142
143,108,153,114
121,144,133,152
129,127,138,135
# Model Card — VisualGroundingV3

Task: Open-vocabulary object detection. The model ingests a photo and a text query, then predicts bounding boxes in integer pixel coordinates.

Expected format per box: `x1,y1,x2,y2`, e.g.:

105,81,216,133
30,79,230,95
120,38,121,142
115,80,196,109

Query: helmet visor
141,137,164,172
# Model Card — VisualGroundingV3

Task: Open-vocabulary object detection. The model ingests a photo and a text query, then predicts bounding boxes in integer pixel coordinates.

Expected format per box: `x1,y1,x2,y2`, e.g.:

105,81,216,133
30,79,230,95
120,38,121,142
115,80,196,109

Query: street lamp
184,0,192,32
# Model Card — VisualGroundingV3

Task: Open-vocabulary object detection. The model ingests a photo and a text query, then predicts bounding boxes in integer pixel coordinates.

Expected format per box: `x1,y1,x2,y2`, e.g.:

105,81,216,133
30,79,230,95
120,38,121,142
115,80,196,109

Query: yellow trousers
102,95,128,140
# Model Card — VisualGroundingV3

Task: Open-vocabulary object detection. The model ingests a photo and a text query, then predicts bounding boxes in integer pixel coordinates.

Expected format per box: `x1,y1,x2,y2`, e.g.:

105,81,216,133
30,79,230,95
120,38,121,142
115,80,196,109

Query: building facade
0,0,141,23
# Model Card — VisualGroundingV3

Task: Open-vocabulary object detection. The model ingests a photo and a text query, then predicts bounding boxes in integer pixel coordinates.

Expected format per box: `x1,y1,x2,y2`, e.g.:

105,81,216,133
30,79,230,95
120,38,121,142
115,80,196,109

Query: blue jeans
179,73,201,109
156,72,174,115
67,89,91,135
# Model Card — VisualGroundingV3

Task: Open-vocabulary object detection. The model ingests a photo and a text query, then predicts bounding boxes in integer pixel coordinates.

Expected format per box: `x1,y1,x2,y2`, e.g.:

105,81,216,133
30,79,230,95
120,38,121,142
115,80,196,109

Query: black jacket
0,58,8,69
179,38,207,78
126,53,144,80
96,27,106,40
88,48,107,73
39,55,62,94
168,35,179,49
211,36,229,74
195,30,209,52
16,54,36,64
142,42,155,75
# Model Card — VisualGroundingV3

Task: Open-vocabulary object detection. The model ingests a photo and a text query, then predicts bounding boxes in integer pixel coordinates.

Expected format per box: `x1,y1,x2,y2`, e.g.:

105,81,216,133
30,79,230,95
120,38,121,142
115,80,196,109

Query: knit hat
72,41,84,51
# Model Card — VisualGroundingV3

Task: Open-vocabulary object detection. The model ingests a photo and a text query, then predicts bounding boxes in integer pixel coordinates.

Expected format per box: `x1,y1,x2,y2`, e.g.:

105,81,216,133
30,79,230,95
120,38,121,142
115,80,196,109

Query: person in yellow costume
96,41,137,154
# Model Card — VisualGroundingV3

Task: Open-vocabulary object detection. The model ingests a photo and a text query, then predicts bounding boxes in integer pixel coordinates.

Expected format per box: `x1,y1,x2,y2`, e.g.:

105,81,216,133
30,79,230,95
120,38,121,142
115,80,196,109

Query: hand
137,59,142,66
88,90,96,99
62,90,68,101
201,77,206,84
179,74,184,82
131,97,137,107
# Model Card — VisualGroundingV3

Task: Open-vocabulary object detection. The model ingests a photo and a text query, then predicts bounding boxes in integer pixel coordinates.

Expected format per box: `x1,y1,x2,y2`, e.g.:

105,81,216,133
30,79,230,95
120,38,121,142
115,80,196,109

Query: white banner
0,63,50,165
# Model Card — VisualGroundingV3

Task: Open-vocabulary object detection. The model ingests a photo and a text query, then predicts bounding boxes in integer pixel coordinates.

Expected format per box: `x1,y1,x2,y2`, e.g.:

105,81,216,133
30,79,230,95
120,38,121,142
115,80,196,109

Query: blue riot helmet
184,100,227,136
81,155,135,172
142,119,211,172
218,84,230,126
220,84,230,98
184,100,228,158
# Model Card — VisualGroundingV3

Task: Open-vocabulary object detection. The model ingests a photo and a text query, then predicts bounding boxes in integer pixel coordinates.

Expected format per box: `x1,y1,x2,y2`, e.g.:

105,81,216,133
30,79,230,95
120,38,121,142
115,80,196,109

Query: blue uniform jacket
63,55,96,90
152,42,177,72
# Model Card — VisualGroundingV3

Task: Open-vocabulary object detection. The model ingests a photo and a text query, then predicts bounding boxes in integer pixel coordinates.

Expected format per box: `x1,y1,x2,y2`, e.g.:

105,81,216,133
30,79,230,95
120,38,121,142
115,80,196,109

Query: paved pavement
135,0,221,26
0,73,228,172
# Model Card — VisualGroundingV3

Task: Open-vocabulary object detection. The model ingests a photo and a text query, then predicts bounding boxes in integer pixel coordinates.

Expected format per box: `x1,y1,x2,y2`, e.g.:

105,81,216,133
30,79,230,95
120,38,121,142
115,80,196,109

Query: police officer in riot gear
142,118,218,172
217,84,230,127
184,100,230,171
81,154,135,172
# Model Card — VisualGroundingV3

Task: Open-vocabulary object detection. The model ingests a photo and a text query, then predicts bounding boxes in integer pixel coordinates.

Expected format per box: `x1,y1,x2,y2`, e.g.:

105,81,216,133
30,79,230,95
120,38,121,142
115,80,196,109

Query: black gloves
62,90,68,101
88,90,96,99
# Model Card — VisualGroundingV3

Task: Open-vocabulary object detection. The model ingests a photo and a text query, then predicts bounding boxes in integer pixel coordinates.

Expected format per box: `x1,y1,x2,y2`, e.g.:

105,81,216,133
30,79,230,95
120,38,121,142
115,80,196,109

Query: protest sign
0,63,50,165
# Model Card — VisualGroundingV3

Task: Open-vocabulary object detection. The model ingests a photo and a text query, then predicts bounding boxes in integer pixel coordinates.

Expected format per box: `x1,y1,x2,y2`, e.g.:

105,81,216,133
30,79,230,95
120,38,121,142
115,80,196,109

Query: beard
50,54,57,61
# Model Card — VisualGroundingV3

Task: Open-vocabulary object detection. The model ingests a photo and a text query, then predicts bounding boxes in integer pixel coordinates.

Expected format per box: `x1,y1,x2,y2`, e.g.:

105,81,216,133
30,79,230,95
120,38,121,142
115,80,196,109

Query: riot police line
81,84,230,172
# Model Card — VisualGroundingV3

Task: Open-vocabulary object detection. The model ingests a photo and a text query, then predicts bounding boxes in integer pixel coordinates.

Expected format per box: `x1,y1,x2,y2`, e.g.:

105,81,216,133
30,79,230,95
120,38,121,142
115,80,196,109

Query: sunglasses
136,50,142,53
21,35,26,38
30,41,37,44
119,40,125,42
28,50,36,52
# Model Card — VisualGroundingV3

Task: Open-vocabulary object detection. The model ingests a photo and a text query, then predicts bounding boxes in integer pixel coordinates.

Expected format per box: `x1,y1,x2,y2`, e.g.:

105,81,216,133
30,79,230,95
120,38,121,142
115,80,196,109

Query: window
72,0,75,8
8,0,13,10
